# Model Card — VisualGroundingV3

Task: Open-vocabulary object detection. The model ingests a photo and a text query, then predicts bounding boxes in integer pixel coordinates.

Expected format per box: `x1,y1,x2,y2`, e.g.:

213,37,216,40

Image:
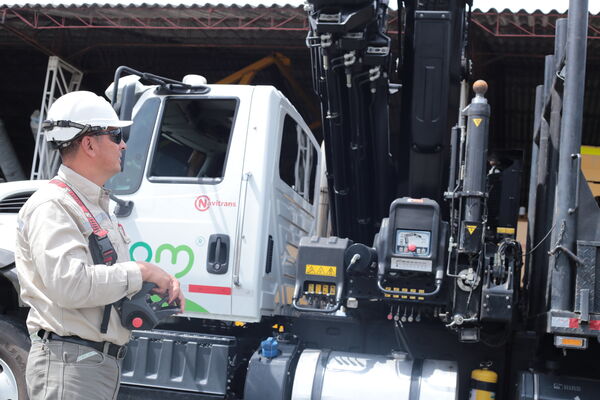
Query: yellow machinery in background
218,52,321,130
582,145,600,197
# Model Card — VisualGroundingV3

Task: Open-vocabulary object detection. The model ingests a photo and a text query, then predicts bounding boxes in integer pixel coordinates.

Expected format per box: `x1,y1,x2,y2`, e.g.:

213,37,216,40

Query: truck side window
149,98,237,182
279,115,319,204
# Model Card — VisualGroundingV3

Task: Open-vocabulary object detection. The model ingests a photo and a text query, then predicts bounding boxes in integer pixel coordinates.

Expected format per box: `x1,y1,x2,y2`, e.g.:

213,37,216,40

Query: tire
0,317,30,400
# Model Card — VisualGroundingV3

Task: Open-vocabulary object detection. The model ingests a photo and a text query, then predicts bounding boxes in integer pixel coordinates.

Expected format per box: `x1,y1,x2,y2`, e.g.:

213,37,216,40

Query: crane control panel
375,197,447,303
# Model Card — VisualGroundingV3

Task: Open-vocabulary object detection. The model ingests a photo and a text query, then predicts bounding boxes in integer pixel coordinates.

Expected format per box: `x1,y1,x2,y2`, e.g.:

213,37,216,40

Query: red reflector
569,318,579,329
189,285,232,295
132,317,143,328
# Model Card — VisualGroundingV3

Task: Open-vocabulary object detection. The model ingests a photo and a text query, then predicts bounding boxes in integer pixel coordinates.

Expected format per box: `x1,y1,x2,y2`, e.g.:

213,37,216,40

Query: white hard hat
43,91,132,145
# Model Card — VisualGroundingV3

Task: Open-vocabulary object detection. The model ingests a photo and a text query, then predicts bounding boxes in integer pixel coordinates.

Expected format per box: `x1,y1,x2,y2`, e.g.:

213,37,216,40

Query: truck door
271,109,321,303
111,88,251,318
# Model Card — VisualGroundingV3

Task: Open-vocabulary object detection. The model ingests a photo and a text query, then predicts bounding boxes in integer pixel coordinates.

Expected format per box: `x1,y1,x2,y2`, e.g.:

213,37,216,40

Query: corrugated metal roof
0,1,300,6
475,0,600,14
2,0,599,14
4,1,305,7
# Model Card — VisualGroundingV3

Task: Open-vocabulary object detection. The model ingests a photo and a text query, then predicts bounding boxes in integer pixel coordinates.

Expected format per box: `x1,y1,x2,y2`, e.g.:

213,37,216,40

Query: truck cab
106,81,321,322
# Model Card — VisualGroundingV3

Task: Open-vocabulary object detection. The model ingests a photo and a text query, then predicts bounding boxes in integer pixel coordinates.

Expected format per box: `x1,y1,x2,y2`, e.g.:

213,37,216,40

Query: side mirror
118,82,138,143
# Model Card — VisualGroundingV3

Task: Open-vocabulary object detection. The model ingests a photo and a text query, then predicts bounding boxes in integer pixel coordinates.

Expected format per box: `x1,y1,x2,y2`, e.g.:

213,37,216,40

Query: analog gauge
395,230,431,257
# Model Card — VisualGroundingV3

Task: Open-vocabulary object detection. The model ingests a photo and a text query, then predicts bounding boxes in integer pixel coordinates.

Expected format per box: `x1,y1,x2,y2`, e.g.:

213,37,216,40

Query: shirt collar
57,165,110,209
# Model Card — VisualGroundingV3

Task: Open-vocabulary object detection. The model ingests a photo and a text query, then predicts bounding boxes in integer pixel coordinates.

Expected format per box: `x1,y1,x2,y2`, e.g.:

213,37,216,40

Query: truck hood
0,180,47,266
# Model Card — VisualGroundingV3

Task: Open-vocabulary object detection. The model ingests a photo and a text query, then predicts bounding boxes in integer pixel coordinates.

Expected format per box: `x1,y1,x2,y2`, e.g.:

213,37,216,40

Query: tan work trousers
26,339,120,400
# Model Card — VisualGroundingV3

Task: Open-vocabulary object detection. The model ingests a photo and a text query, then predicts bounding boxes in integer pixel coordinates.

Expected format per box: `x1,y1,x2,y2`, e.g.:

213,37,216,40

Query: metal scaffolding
30,56,83,180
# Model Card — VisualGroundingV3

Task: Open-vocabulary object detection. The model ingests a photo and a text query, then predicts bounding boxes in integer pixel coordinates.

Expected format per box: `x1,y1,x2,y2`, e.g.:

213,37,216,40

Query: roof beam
0,19,57,55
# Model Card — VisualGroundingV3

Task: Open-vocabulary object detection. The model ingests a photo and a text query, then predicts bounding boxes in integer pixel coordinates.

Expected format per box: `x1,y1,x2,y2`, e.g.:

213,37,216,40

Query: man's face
92,127,127,178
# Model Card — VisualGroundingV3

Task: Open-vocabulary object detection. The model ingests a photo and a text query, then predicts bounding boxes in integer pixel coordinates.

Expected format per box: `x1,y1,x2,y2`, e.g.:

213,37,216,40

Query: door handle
207,234,230,274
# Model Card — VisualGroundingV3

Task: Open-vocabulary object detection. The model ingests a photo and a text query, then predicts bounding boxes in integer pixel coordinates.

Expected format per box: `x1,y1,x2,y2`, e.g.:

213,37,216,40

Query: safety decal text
305,264,337,277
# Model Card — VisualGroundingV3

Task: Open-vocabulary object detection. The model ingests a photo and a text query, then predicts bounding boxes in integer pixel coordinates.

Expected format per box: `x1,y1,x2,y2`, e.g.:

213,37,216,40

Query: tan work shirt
15,165,142,346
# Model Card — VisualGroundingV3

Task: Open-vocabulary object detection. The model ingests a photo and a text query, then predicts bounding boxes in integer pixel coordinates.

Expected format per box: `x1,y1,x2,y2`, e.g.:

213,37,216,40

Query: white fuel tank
291,349,458,400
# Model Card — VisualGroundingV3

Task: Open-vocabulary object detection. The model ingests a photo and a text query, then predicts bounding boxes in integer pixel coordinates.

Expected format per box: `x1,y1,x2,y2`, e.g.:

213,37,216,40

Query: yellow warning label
473,118,483,127
305,264,337,277
466,225,477,235
322,285,329,295
497,227,516,234
581,145,600,156
330,285,336,295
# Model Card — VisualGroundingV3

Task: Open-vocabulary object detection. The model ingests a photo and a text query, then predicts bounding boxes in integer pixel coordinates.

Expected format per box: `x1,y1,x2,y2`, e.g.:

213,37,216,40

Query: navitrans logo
195,195,237,212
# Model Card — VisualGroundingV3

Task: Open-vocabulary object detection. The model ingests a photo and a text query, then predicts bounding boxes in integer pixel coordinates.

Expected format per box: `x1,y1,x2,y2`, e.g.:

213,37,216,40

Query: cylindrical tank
462,80,490,224
291,349,458,400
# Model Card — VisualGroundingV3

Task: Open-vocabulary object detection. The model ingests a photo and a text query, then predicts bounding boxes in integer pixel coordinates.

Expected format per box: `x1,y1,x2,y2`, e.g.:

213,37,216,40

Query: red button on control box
132,317,144,328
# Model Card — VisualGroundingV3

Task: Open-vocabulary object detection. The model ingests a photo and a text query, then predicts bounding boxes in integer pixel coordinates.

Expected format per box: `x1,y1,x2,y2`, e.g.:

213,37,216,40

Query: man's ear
80,136,97,157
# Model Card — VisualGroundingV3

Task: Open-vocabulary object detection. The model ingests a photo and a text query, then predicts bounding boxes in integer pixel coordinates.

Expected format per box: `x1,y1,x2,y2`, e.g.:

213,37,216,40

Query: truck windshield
106,97,160,195
147,97,237,182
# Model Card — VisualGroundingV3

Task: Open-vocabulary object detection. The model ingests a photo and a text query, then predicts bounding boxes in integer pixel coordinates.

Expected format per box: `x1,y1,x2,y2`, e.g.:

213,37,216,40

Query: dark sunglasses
93,128,122,144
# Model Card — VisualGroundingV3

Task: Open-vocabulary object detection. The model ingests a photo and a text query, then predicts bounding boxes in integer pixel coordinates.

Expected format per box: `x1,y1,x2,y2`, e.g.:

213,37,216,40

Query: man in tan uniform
15,91,185,399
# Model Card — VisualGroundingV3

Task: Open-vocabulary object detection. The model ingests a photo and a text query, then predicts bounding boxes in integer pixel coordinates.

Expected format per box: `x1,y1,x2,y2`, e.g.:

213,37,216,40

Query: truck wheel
0,317,30,400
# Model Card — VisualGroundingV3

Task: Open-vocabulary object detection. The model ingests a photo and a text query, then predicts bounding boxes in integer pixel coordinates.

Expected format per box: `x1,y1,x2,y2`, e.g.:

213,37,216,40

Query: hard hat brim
85,119,133,128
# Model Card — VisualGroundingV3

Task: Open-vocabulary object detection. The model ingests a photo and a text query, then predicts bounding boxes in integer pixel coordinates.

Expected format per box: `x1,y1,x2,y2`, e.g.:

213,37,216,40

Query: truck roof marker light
183,75,207,86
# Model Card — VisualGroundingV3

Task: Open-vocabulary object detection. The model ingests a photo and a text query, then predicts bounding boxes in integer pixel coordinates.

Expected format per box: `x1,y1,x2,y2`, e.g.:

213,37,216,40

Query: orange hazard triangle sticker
473,118,482,127
466,225,477,235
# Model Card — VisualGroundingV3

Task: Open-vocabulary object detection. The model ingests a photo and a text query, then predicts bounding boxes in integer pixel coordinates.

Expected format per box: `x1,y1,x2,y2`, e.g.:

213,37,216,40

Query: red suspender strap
49,178,118,334
49,179,108,237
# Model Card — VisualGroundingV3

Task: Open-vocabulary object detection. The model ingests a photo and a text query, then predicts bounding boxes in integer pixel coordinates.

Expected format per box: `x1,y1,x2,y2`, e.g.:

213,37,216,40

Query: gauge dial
395,230,431,257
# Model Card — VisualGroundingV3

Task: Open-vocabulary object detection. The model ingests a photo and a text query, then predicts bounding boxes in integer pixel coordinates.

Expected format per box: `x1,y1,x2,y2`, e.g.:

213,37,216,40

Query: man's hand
137,261,186,312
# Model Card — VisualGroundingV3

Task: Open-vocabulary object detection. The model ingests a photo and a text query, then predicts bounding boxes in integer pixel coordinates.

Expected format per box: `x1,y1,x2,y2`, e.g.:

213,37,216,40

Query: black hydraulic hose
323,58,350,236
393,320,414,360
347,72,371,237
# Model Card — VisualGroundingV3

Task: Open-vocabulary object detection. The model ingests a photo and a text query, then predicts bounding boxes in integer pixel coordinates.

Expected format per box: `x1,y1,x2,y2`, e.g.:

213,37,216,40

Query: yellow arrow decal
466,225,477,235
473,118,482,127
